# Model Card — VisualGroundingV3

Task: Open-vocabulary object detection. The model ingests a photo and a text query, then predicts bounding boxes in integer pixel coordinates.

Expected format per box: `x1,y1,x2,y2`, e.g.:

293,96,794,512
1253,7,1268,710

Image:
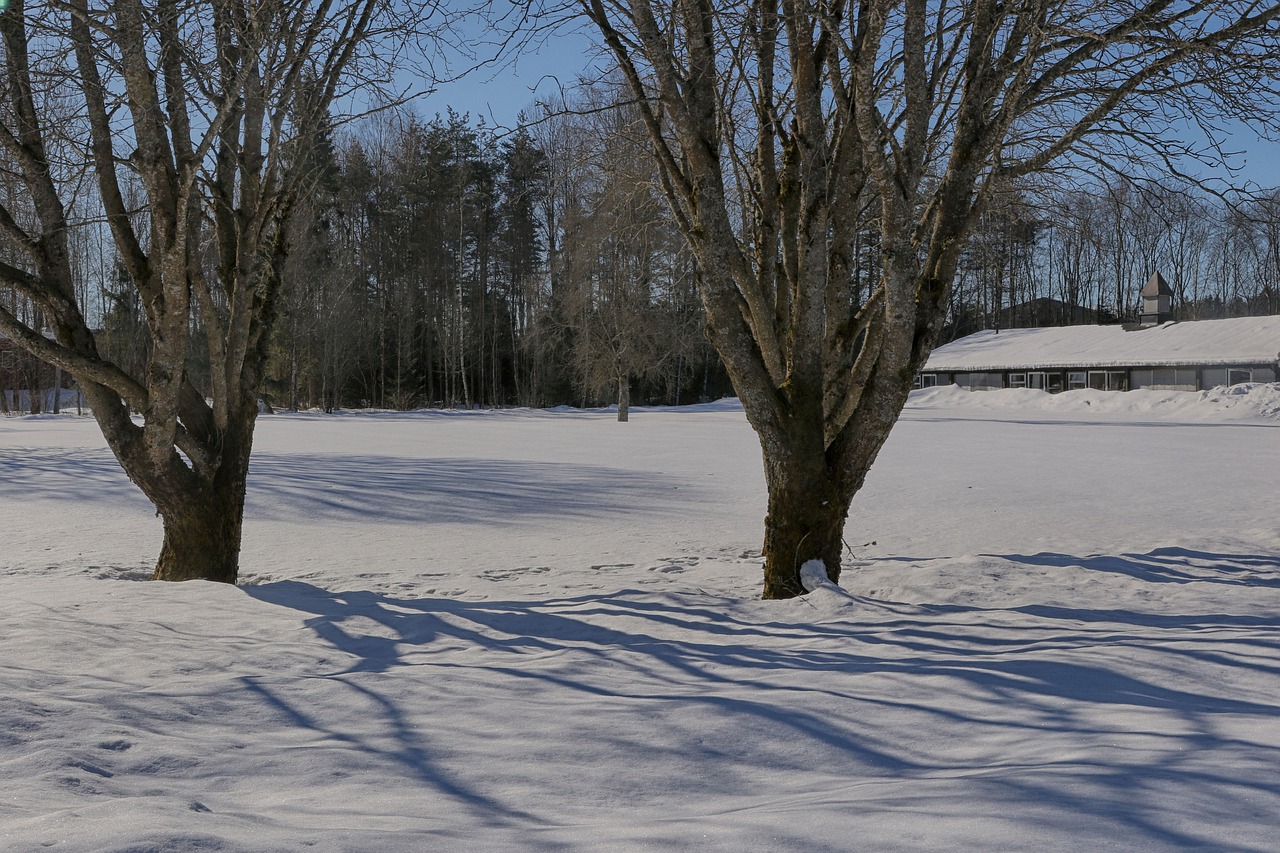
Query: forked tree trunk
754,361,920,599
85,381,260,584
149,406,258,583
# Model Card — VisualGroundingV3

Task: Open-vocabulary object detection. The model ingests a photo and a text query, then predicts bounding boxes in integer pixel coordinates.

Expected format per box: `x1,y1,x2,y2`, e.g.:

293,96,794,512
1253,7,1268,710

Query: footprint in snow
479,566,552,581
649,555,700,573
66,760,113,778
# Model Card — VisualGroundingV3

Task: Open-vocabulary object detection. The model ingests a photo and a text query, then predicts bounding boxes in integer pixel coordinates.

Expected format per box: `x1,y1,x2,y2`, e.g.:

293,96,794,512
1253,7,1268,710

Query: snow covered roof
924,315,1280,371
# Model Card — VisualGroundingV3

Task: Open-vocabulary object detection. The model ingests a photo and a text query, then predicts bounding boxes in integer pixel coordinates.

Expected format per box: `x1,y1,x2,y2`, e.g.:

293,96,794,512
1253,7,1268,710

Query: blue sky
411,22,1280,190
412,16,602,131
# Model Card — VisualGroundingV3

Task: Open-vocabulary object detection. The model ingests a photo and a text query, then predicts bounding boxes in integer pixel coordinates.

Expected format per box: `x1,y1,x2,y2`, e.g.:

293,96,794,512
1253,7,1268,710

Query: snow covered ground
2,386,1279,852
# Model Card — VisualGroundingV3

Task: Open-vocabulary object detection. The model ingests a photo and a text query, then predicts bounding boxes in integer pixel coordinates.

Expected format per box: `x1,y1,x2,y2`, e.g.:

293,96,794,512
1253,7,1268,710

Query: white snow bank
909,381,1280,421
1199,381,1280,419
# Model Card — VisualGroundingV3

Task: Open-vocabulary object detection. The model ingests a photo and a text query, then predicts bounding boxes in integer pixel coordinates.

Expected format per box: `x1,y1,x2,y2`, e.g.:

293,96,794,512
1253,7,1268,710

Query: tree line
11,93,1280,419
87,89,729,419
86,101,1280,418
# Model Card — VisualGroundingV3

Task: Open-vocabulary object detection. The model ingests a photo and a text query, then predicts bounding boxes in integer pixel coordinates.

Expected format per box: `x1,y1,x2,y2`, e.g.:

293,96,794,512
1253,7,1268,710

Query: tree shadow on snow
244,454,689,524
0,447,150,508
0,449,690,526
242,562,1280,850
997,547,1280,589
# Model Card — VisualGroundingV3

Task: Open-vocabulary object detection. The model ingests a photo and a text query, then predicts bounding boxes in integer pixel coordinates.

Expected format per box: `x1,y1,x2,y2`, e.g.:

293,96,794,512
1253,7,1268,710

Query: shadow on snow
238,547,1280,850
0,449,689,525
245,455,690,524
996,547,1280,590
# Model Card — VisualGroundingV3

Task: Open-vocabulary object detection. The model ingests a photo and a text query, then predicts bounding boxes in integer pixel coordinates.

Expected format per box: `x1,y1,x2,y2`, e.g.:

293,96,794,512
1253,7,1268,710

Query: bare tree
577,0,1280,597
552,87,694,420
0,0,430,582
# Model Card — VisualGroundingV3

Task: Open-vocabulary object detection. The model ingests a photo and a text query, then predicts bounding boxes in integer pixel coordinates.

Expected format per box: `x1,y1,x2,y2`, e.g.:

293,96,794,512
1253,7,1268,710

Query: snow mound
797,559,869,618
1199,382,1280,419
799,559,841,593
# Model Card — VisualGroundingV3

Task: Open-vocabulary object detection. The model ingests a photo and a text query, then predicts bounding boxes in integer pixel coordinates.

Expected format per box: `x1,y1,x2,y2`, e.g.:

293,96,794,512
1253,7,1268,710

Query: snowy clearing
2,387,1279,852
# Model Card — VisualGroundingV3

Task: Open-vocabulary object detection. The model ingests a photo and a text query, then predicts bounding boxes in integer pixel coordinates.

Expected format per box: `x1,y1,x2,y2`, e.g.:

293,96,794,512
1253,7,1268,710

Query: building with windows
918,275,1280,393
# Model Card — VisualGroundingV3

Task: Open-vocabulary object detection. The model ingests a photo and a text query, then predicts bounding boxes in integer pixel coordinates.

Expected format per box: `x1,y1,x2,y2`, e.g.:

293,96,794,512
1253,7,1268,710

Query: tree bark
760,449,848,598
154,487,246,582
150,406,254,582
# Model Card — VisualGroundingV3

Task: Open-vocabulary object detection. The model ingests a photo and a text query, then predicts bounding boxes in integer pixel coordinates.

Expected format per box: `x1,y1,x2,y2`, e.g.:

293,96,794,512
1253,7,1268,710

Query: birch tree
576,0,1280,597
0,0,429,582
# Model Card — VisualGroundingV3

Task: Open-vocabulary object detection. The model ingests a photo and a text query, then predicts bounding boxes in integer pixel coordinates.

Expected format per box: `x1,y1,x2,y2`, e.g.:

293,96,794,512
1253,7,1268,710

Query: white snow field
3,386,1280,852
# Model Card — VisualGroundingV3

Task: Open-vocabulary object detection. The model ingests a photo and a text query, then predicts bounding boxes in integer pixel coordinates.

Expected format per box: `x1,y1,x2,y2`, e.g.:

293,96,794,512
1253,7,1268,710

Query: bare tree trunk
759,438,846,598
617,373,629,422
154,453,249,582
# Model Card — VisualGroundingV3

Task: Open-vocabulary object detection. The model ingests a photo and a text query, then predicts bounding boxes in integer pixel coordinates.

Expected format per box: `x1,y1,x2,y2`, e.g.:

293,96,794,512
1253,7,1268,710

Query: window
1202,368,1227,388
1139,367,1197,391
1228,368,1253,386
1068,372,1087,390
1008,373,1027,389
1087,371,1128,391
921,374,938,388
955,372,1001,390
